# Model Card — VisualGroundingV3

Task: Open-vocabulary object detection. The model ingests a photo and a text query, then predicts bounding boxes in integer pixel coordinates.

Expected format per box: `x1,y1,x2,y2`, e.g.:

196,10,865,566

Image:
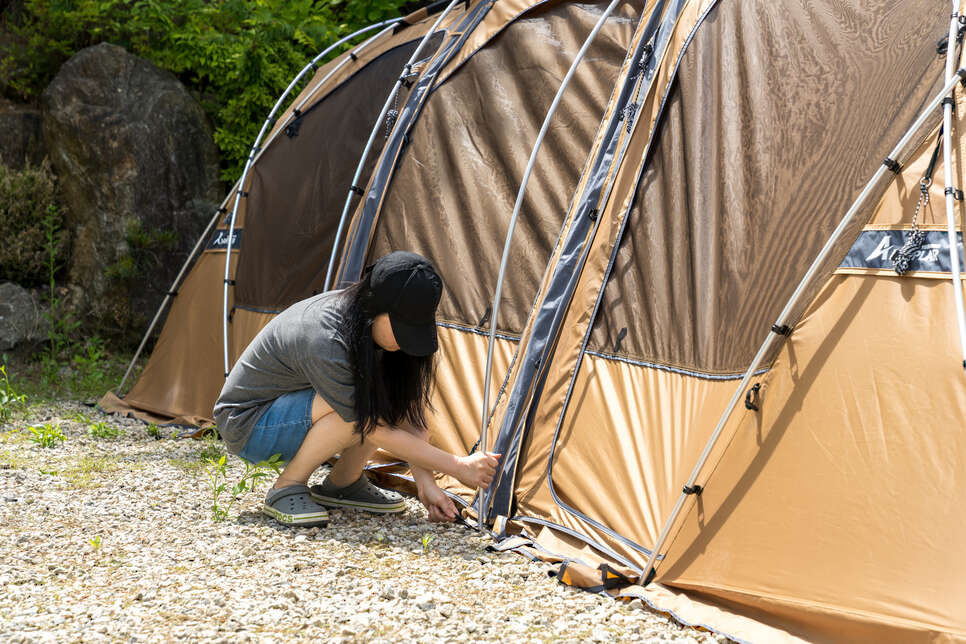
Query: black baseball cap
365,251,443,356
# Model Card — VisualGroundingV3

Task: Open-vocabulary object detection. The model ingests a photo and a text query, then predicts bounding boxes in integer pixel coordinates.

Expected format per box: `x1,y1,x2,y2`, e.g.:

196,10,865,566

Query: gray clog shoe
310,475,406,514
263,484,330,527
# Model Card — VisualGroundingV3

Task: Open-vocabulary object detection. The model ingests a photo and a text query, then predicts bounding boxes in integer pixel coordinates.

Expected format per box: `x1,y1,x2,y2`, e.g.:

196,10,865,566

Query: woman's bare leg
326,440,378,487
272,394,356,489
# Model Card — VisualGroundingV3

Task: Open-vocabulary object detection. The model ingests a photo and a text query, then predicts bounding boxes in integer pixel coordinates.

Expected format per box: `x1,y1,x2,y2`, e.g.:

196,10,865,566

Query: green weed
147,424,162,440
89,535,101,551
0,364,27,425
87,421,121,439
204,453,283,522
27,422,65,448
420,533,435,554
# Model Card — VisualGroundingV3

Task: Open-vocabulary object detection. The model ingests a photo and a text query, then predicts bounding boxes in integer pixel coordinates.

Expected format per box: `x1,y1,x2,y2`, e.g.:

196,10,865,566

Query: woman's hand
455,452,501,489
417,482,459,522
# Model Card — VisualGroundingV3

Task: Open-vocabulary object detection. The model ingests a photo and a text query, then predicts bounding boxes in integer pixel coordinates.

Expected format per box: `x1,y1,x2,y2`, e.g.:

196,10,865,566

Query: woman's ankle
272,475,308,490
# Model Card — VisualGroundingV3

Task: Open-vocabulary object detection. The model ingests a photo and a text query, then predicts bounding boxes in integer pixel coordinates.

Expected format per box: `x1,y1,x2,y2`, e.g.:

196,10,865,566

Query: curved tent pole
115,208,221,393
252,24,402,174
221,18,404,376
639,67,966,587
477,0,625,529
941,2,966,372
322,0,463,292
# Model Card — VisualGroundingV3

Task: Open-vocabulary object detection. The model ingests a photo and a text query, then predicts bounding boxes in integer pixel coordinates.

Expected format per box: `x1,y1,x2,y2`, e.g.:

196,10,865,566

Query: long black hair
338,275,436,438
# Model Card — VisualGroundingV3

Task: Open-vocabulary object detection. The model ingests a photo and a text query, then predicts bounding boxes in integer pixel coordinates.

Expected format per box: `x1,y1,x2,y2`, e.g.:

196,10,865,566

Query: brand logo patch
207,229,242,251
839,230,964,273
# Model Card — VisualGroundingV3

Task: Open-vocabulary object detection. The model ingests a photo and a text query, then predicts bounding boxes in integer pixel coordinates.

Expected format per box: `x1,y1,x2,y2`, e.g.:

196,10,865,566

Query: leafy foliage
205,452,283,522
27,421,66,448
0,364,28,425
87,419,121,439
1,0,422,181
0,161,66,287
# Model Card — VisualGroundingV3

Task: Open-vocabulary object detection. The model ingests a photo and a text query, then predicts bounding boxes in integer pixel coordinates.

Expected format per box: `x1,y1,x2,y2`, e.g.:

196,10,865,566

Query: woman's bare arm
367,424,500,489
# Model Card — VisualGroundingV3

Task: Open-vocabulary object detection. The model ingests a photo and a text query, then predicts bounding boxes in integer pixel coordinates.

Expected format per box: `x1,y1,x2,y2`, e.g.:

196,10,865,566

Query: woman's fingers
456,452,503,489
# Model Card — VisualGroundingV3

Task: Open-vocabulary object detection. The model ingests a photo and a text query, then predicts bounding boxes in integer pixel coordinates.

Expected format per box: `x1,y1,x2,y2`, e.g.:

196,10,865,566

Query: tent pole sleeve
478,0,624,529
116,208,221,393
943,3,966,372
323,0,462,292
639,66,966,587
221,18,404,376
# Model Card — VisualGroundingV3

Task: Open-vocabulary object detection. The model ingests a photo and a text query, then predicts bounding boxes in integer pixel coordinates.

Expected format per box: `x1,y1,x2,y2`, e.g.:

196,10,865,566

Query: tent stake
639,65,966,587
478,0,624,529
322,0,462,292
941,2,966,372
220,19,404,376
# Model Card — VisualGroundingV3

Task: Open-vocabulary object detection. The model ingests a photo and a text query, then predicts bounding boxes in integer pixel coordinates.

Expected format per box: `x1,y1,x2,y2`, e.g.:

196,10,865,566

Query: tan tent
104,0,966,641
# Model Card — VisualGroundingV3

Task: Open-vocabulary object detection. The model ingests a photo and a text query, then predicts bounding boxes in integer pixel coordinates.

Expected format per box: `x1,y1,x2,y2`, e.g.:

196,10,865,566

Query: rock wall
39,42,221,336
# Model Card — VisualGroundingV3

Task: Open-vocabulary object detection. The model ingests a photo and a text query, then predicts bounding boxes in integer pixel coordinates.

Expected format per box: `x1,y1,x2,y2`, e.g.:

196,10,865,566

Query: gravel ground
0,402,726,643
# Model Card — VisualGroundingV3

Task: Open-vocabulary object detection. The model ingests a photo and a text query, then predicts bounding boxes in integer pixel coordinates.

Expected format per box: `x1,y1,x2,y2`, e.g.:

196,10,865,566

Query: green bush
1,0,422,182
0,160,66,287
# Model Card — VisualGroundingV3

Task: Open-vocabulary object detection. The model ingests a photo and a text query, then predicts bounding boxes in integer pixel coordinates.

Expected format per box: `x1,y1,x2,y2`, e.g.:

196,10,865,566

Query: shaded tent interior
102,0,966,642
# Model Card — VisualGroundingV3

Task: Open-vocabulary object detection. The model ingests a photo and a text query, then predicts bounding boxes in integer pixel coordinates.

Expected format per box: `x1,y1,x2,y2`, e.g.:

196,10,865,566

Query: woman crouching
214,251,500,526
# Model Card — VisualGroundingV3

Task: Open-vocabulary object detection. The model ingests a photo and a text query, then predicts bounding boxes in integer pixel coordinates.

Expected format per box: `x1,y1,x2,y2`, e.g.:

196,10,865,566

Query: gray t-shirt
213,290,358,454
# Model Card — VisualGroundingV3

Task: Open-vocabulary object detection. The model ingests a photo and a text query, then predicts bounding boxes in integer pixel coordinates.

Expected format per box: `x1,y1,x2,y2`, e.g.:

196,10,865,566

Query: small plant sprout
0,364,27,424
87,421,121,439
420,532,435,554
205,453,283,522
146,424,162,439
89,535,102,551
27,422,65,448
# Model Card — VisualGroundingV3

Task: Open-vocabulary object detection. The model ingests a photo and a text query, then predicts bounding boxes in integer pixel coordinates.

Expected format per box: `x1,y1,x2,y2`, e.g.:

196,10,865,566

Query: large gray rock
0,282,48,352
0,98,45,169
41,43,220,334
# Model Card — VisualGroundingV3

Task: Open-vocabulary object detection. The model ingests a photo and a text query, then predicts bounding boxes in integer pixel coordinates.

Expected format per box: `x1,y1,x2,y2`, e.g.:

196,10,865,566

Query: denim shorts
238,389,314,464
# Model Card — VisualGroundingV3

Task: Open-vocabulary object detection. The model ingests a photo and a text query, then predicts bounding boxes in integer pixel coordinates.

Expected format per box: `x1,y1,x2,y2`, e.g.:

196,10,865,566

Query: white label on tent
207,229,242,251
